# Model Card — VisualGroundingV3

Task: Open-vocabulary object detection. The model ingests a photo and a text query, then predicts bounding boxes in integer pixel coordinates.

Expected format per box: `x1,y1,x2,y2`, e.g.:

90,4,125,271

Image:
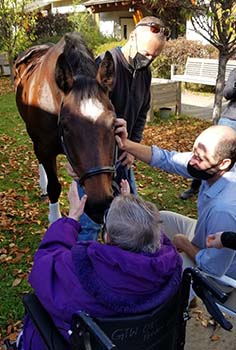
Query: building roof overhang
83,0,152,13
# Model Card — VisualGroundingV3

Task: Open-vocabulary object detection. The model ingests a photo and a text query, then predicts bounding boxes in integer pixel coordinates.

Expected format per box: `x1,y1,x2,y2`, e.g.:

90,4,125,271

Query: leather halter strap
58,117,117,185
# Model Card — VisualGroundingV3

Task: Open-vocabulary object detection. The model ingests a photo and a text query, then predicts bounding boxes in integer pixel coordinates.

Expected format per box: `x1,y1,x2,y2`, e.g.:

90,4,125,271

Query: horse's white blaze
80,98,104,121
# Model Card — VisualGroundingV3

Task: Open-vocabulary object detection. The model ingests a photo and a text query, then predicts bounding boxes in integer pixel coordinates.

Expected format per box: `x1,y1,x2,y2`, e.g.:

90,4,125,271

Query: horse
13,32,117,224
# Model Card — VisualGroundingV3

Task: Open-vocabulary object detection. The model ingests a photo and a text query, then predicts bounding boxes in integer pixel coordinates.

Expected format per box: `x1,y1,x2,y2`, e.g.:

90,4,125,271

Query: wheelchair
5,267,234,350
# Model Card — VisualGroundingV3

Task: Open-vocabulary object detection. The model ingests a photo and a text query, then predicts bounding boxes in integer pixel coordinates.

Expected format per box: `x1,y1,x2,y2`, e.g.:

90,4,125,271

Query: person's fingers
71,180,78,193
115,135,124,149
79,194,87,211
206,234,219,248
114,119,128,138
66,162,78,178
118,151,127,161
68,180,79,201
115,118,127,128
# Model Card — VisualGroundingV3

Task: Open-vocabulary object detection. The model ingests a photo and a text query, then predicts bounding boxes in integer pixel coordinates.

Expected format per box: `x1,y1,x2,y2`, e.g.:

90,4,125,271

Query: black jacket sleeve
221,231,236,250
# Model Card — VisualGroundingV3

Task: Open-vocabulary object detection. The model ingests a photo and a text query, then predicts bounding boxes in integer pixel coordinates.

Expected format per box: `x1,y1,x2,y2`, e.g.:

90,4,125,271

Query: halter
58,113,118,186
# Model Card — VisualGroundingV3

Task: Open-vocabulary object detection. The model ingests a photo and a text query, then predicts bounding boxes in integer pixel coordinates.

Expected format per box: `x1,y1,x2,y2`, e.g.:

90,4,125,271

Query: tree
0,0,36,82
68,8,109,51
34,13,74,44
149,0,188,38
151,0,236,122
185,0,236,123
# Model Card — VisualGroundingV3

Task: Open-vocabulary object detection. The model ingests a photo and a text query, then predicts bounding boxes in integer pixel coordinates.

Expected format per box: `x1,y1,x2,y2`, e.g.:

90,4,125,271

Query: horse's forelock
73,75,104,101
63,32,97,78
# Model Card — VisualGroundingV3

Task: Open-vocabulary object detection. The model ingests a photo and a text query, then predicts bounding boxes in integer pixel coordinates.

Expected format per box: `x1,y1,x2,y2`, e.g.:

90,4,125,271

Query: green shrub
151,37,218,79
34,13,74,43
94,40,127,56
68,12,113,52
32,12,114,52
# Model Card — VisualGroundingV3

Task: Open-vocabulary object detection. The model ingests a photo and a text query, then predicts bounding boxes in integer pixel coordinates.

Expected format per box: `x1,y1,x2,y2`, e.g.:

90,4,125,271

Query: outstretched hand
66,162,78,179
120,179,130,195
68,181,87,221
206,232,223,249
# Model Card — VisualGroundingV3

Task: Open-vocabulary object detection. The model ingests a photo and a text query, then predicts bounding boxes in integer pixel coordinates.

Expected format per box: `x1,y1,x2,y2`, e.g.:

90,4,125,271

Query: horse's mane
63,32,97,78
15,44,53,67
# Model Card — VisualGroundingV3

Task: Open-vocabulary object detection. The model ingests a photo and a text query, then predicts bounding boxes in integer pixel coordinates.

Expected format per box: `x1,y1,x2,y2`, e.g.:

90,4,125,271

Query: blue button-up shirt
150,146,236,278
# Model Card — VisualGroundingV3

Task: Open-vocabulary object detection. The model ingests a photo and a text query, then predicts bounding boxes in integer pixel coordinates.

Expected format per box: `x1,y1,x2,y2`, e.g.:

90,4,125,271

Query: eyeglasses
136,22,170,38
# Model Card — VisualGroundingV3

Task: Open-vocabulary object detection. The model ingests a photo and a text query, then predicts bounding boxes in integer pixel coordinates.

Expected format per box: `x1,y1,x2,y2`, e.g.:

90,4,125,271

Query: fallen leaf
200,319,208,327
12,278,22,287
210,334,221,341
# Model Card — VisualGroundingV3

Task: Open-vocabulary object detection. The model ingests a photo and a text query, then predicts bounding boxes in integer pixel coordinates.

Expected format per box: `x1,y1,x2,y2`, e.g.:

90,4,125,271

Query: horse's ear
96,51,115,92
55,53,74,93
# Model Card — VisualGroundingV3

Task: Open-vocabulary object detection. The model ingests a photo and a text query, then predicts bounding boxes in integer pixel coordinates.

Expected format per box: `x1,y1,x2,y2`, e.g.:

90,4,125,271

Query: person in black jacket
207,231,236,250
96,16,169,195
77,16,169,240
218,68,236,129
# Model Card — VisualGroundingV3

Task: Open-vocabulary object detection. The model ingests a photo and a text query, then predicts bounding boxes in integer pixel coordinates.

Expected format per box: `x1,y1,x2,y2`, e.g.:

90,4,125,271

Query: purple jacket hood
72,236,182,314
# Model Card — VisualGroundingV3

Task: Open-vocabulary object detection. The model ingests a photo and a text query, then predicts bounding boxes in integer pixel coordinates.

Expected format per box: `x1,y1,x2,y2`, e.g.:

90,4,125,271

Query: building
83,0,156,39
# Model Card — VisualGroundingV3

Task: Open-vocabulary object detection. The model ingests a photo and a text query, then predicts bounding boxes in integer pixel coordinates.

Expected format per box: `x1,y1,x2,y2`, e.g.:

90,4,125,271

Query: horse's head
56,39,116,223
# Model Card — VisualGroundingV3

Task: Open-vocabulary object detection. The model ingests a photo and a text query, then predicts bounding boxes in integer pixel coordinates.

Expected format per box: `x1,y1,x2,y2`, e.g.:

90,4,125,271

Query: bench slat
171,57,236,86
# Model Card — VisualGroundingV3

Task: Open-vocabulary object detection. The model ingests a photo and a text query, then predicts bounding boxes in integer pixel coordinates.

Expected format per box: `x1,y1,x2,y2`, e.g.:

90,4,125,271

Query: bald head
122,16,167,65
194,125,236,166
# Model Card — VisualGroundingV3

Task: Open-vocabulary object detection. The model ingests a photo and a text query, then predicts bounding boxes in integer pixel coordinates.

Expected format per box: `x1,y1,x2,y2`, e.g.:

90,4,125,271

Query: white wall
99,11,134,38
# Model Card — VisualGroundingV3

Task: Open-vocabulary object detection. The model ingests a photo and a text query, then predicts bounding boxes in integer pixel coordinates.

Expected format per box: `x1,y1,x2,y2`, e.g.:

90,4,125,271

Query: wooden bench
0,53,10,76
148,78,181,120
171,57,236,86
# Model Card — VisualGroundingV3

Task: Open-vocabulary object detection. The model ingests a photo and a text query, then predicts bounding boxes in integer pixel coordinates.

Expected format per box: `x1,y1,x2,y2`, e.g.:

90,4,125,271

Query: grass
0,78,211,344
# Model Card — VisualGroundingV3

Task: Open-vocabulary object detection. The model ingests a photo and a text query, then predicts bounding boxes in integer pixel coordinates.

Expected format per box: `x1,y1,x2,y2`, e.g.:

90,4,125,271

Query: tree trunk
212,54,229,124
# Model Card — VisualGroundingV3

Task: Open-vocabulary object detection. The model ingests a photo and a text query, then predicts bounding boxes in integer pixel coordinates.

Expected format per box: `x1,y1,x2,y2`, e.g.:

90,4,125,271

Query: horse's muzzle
84,196,113,224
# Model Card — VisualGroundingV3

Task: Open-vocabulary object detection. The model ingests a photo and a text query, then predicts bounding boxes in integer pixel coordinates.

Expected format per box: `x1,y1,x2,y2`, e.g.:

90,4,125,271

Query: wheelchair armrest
183,268,233,331
70,311,116,350
23,293,68,350
184,268,228,302
192,282,233,331
203,272,236,288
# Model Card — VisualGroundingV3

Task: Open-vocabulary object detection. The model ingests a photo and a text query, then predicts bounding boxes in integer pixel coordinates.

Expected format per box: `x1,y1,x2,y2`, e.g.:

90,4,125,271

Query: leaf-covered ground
0,78,233,349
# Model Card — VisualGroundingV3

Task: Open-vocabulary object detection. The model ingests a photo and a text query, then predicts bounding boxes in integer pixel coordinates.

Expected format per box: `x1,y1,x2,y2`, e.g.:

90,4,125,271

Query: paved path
181,91,227,121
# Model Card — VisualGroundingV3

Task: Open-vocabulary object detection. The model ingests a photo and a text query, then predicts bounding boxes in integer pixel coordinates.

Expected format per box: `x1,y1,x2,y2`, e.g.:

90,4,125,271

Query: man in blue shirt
115,118,236,278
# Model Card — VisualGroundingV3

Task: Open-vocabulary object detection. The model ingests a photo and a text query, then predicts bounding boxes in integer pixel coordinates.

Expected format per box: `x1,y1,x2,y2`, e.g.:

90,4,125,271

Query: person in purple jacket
19,180,182,350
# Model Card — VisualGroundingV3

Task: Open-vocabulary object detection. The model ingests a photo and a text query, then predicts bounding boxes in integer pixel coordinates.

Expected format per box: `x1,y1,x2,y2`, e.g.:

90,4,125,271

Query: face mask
187,162,218,180
129,52,153,70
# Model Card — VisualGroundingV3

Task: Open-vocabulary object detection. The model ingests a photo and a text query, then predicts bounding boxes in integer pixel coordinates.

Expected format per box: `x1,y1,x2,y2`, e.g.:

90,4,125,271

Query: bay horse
13,32,117,224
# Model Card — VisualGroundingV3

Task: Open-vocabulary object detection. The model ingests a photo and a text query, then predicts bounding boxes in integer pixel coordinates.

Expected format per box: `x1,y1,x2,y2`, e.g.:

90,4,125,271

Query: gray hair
106,194,162,254
215,135,236,168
